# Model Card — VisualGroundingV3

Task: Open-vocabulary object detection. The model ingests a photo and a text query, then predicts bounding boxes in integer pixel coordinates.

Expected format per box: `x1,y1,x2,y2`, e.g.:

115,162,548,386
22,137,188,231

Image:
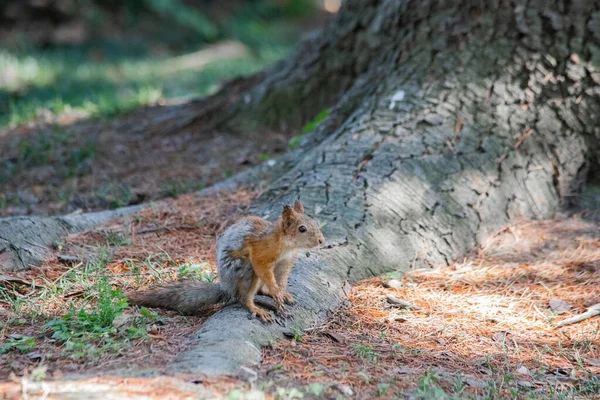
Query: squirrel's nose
318,238,323,244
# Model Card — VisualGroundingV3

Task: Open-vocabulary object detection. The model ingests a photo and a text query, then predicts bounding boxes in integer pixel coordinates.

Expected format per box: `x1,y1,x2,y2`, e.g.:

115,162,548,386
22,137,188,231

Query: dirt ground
1,187,599,399
0,190,256,380
0,104,292,217
0,1,329,220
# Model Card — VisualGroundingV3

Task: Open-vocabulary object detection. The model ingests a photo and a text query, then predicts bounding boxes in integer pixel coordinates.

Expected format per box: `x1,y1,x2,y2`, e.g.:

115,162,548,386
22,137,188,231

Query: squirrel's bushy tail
126,280,227,315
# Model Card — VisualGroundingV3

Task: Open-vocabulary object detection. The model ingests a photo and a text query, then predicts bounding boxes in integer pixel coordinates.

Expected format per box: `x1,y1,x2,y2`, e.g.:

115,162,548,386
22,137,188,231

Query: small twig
0,275,47,290
64,290,85,299
532,304,550,321
52,263,84,284
556,303,600,328
514,128,534,150
454,117,463,137
85,271,172,277
386,295,422,310
303,325,326,333
446,140,456,155
0,275,35,287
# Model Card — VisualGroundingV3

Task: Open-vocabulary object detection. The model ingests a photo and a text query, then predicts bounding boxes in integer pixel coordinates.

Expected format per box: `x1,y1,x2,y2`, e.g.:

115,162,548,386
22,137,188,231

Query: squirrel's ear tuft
293,200,304,214
282,205,295,221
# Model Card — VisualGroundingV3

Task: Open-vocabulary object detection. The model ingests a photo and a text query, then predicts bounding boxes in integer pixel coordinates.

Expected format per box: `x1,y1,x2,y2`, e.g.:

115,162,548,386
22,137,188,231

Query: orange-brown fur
228,201,322,320
127,200,324,322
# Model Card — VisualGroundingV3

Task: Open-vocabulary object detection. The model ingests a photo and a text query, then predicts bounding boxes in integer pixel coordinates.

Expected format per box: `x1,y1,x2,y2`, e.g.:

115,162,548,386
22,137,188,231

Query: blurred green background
0,0,335,217
0,0,326,128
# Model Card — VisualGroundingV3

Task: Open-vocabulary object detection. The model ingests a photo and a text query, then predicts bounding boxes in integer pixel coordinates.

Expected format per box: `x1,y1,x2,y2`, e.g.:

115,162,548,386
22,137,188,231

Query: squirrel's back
216,216,273,265
216,217,255,265
216,217,273,299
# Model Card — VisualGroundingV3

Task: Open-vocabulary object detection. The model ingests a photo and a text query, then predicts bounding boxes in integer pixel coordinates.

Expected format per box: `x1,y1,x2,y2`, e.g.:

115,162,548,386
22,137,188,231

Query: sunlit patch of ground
260,217,600,399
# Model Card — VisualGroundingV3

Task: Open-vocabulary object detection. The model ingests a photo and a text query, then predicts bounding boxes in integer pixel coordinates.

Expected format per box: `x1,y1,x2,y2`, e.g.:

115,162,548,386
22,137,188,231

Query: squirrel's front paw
282,292,295,305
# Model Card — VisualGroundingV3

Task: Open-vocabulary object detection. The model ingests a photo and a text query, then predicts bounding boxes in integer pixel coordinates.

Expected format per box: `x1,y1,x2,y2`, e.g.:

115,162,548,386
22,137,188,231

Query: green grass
94,184,135,209
161,179,205,199
0,245,196,364
176,260,215,282
0,258,156,361
40,277,154,360
288,108,329,148
102,230,132,247
0,42,290,128
416,372,447,399
0,125,97,184
301,108,328,133
0,335,36,354
353,344,378,363
0,0,316,129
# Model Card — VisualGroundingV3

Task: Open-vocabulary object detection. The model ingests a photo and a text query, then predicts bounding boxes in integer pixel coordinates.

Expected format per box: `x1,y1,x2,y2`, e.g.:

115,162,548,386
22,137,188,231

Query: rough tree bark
3,0,600,379
167,0,600,377
0,207,141,272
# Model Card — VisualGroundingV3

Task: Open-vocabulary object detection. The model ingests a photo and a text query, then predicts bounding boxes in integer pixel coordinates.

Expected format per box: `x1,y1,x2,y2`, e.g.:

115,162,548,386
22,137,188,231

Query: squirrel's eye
299,225,307,233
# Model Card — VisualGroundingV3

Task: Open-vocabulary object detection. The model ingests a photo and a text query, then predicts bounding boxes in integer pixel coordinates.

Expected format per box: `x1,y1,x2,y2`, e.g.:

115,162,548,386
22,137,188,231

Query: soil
0,105,292,218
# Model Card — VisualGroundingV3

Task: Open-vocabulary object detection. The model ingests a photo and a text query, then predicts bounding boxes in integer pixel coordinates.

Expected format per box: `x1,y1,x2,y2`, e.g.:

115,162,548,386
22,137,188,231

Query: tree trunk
167,0,600,377
4,0,600,378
